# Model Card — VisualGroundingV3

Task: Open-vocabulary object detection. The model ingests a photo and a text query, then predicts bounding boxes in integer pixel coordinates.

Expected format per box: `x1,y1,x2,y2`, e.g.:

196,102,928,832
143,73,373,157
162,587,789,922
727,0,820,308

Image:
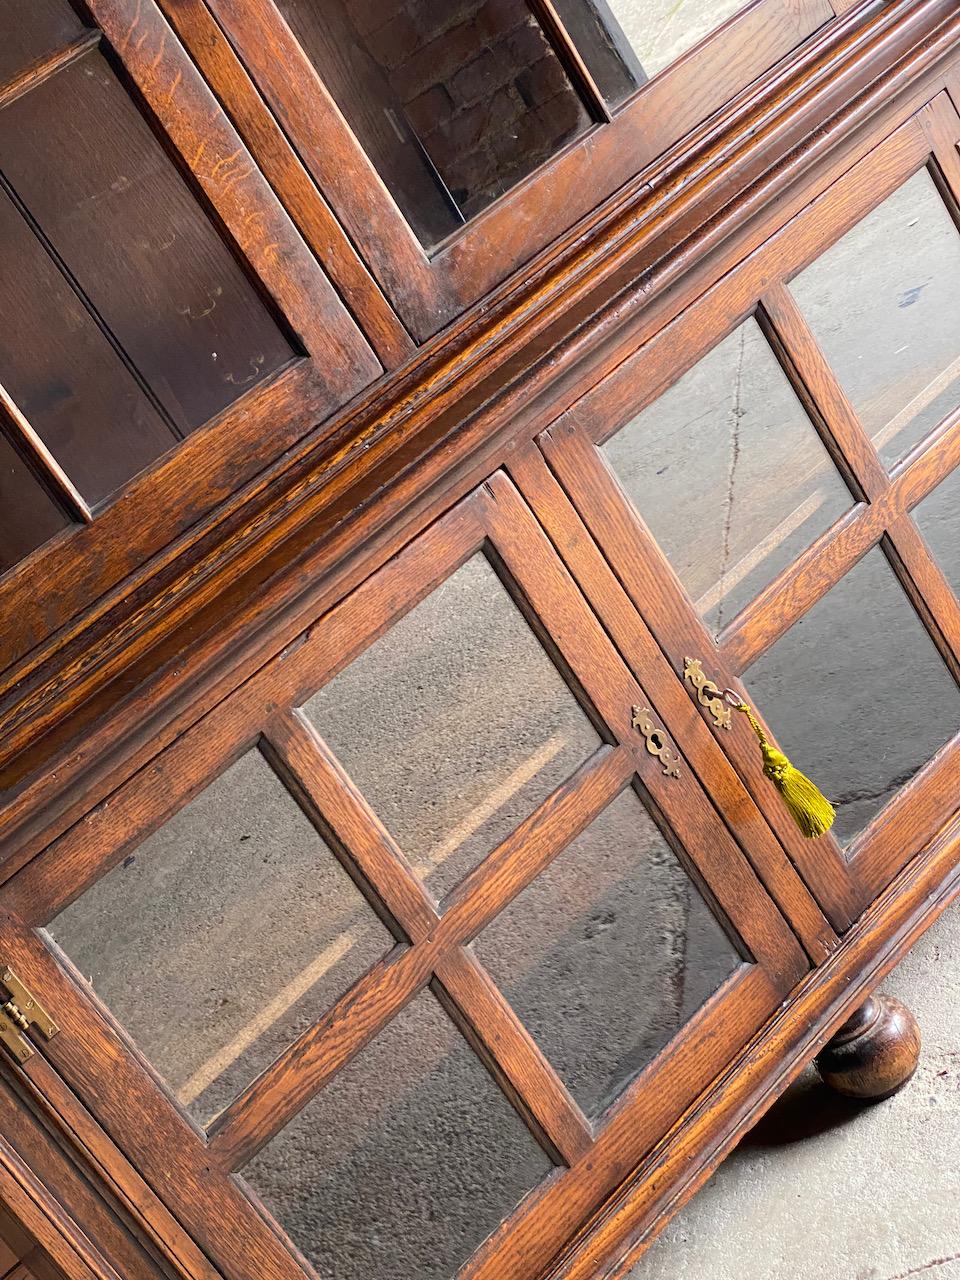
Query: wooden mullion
719,410,960,673
433,949,594,1166
458,966,780,1280
718,499,884,673
440,745,635,944
477,472,808,984
538,419,865,928
153,0,414,369
0,384,91,525
83,0,379,378
758,282,890,502
261,710,439,943
882,516,960,680
206,938,440,1170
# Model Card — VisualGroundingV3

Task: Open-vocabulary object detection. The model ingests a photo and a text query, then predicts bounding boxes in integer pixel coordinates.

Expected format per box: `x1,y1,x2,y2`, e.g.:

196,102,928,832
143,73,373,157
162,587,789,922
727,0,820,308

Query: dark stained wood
0,472,809,1280
432,948,595,1166
815,992,921,1099
0,48,294,436
205,0,835,338
0,188,176,507
0,1,86,87
0,432,70,575
506,440,839,963
154,0,414,370
0,0,956,779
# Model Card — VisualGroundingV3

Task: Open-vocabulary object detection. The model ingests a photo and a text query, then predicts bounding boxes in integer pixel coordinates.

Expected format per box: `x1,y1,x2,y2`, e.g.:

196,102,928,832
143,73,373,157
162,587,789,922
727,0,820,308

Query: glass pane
277,0,591,247
475,786,741,1118
303,554,602,900
912,466,960,598
742,547,960,848
790,169,960,469
601,318,853,632
242,990,553,1280
46,750,393,1127
552,0,750,105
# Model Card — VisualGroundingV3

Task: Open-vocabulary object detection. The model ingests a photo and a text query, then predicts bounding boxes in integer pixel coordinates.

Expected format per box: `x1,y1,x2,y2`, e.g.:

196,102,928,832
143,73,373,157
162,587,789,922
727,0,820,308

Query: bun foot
815,994,921,1102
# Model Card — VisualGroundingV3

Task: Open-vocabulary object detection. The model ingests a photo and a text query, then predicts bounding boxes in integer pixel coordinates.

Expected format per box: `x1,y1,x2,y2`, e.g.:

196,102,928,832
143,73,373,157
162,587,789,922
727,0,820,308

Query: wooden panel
0,188,175,506
0,434,69,575
0,48,294,435
0,1,86,86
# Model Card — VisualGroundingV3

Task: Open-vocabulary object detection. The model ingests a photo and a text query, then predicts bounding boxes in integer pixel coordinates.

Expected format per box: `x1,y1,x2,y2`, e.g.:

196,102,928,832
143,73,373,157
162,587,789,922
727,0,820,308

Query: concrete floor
629,902,960,1280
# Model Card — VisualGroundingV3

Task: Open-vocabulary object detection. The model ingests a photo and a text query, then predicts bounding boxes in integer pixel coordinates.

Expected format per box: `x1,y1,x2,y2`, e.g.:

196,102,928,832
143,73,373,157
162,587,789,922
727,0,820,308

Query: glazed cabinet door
164,0,838,340
0,0,380,673
0,473,806,1280
535,92,960,931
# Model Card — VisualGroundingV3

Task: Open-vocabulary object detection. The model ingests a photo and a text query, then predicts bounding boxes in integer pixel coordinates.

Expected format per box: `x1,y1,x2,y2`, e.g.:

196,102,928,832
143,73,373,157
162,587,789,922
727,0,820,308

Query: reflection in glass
47,751,393,1126
554,0,750,104
242,990,553,1280
475,786,741,1117
277,0,591,246
602,318,853,632
743,548,960,847
791,169,960,469
304,554,602,900
912,466,960,599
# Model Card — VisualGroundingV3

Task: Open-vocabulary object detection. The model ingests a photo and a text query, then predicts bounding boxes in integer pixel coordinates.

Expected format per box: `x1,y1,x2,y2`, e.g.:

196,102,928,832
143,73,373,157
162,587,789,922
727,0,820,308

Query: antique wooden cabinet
0,1,959,1278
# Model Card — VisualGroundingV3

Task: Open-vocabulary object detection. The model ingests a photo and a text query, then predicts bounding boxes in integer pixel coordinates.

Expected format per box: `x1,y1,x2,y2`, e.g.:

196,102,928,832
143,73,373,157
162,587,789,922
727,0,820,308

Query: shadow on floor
738,1070,874,1149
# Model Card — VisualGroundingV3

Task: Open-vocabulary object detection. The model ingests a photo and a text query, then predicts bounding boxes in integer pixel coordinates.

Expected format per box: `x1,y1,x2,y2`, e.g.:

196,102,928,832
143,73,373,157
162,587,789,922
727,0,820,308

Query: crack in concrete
881,1249,960,1280
716,325,747,630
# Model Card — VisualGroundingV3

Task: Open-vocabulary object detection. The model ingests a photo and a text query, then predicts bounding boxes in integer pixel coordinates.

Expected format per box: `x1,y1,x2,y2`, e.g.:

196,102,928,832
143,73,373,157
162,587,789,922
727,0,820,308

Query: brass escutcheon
631,707,681,778
683,657,732,731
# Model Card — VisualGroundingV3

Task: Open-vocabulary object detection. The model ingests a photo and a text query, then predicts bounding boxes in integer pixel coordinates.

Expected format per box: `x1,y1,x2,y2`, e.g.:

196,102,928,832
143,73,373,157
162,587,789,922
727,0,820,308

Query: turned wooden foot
815,994,921,1102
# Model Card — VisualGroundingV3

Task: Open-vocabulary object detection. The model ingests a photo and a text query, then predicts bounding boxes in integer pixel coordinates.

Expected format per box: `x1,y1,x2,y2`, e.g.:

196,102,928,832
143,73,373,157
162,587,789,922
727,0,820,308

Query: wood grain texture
205,0,833,338
0,1,86,87
1,0,956,802
1,6,960,1280
506,440,839,962
155,0,414,369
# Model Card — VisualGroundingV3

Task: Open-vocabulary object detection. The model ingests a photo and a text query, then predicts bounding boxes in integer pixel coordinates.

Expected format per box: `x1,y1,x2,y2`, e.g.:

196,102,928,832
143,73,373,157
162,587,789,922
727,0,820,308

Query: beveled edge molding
0,0,957,862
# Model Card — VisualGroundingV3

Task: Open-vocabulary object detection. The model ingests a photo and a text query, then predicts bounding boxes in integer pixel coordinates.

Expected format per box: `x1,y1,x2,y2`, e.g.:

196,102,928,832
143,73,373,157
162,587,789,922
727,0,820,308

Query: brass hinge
0,967,59,1064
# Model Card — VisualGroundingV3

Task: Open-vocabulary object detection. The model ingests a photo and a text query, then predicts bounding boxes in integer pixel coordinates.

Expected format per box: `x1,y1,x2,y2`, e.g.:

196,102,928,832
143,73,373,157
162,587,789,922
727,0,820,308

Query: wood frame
1,0,955,833
0,7,959,1280
191,0,838,340
0,0,381,675
0,474,806,1280
537,92,960,931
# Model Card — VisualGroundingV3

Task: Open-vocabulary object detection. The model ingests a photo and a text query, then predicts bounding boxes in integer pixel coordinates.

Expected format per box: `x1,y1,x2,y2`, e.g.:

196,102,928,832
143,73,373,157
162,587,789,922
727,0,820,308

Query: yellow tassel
731,700,836,840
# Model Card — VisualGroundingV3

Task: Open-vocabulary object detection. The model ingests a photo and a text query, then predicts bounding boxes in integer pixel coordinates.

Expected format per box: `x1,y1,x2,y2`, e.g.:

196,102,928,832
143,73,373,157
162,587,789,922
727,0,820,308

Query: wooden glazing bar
261,710,438,942
0,31,100,112
0,384,90,525
433,949,594,1165
207,940,439,1170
